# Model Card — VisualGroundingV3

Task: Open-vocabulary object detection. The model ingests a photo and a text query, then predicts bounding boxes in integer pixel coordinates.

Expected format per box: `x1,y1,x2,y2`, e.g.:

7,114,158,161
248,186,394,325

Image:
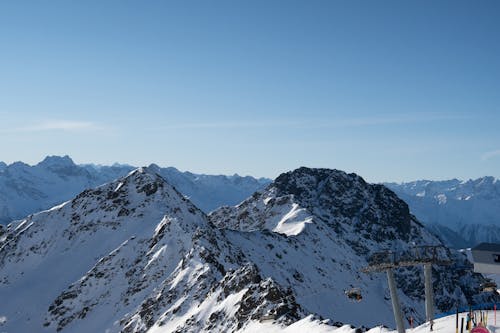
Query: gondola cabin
480,279,497,292
345,287,362,301
471,243,500,274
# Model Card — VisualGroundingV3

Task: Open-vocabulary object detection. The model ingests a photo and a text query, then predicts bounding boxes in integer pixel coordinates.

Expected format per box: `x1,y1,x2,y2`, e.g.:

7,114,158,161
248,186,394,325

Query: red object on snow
471,326,489,333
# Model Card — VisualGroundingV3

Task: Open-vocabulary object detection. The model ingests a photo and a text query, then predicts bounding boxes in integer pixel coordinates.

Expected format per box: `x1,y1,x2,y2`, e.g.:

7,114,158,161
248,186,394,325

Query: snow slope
242,310,500,333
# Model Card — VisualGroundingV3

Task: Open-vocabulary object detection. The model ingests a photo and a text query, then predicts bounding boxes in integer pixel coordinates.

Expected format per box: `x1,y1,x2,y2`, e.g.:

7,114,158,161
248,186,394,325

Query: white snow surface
212,188,313,236
149,311,500,333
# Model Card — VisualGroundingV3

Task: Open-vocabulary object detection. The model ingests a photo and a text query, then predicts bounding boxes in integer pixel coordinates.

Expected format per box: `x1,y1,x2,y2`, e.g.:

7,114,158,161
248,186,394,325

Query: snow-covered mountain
1,166,495,332
210,168,497,325
385,178,500,247
0,156,133,225
0,167,292,332
149,164,270,213
0,156,269,224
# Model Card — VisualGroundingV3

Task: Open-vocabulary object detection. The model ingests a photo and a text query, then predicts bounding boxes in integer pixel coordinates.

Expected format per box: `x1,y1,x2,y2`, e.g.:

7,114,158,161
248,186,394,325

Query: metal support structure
424,263,434,325
361,245,452,333
387,268,405,333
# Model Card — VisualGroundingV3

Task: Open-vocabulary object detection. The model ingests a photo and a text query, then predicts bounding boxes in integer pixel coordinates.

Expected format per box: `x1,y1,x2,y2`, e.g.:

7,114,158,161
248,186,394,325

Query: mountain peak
114,167,174,197
126,166,166,183
475,176,497,186
212,166,414,241
274,167,365,192
0,164,210,333
146,163,161,172
273,167,368,207
37,155,75,168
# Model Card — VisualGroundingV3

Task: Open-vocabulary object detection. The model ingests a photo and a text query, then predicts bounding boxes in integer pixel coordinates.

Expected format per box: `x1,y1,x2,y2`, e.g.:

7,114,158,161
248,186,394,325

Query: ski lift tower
361,246,452,333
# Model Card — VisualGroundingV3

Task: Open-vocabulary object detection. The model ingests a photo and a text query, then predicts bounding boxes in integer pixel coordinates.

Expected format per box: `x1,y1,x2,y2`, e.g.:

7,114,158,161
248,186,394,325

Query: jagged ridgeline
0,167,497,333
0,155,269,224
385,178,500,248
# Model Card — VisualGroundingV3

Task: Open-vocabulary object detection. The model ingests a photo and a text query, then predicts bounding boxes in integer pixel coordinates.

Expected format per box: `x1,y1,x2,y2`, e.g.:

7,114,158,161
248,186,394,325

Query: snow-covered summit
0,166,204,285
273,167,414,240
211,167,498,327
0,168,293,332
0,168,192,332
212,167,414,241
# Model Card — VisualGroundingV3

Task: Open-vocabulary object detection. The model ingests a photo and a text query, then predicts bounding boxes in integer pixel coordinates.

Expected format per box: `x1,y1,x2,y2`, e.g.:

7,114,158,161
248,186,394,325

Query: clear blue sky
1,1,499,182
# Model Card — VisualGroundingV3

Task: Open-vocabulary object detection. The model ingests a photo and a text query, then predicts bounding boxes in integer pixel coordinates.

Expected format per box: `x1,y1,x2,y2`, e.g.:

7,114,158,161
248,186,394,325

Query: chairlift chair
259,314,276,323
480,279,497,293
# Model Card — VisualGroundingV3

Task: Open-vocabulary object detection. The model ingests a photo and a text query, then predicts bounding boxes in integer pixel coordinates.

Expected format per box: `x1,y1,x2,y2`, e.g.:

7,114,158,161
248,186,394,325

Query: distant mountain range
385,177,500,248
1,155,498,249
1,166,494,332
0,156,270,224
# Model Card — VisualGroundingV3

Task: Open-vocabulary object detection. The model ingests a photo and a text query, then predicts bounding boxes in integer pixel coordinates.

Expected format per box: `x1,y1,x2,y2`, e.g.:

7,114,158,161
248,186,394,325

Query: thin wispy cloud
315,112,471,128
482,150,500,161
161,120,301,130
1,120,105,133
162,113,471,130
